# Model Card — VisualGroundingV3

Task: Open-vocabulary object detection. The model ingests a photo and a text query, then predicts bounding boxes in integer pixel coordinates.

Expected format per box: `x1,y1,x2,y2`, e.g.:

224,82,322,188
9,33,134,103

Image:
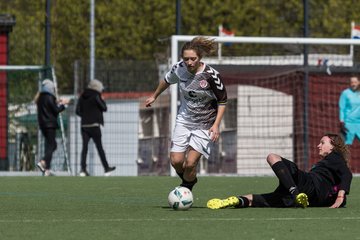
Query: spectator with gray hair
76,79,116,176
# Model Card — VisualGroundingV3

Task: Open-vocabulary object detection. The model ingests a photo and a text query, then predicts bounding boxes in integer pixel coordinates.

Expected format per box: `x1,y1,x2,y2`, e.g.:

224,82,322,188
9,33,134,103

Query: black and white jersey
165,61,227,129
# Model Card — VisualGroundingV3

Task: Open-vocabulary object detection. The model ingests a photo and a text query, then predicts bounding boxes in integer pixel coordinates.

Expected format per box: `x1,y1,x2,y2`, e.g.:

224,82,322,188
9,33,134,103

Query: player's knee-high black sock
176,171,184,181
180,178,198,191
234,196,250,208
271,161,299,196
177,171,197,191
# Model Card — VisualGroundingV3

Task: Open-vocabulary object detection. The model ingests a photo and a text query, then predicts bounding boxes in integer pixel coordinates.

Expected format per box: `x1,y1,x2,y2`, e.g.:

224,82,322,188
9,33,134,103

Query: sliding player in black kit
208,133,352,209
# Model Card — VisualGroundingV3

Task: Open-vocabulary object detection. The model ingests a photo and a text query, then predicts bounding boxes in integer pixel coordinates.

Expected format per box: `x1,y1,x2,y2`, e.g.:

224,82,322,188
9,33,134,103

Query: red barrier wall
0,33,8,161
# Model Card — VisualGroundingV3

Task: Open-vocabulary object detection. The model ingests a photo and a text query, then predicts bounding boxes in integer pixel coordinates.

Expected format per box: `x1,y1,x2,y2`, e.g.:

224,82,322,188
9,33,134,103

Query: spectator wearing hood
76,79,116,176
35,79,69,176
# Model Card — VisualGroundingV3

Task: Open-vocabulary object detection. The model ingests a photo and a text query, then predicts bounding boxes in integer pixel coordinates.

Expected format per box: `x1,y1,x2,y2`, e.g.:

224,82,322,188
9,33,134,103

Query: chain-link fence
2,59,360,176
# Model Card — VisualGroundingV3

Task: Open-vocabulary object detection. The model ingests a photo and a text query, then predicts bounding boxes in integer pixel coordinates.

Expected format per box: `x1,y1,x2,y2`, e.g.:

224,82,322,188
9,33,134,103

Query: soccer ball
168,186,193,210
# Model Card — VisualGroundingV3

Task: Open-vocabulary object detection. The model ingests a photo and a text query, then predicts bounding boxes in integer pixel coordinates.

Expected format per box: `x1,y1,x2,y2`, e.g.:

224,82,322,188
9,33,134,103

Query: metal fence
2,60,360,176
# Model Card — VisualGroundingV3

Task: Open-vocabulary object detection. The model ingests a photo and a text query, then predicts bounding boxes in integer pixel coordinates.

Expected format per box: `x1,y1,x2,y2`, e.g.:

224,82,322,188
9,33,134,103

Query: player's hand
145,96,155,107
209,126,220,142
329,196,344,208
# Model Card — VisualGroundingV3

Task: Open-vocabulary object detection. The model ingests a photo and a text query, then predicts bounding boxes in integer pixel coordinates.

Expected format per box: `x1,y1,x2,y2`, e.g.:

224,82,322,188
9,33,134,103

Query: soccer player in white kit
145,36,227,191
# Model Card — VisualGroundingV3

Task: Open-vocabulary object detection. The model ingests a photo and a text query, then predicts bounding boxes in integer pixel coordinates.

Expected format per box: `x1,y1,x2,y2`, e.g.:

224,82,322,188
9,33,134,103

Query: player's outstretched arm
329,190,346,208
145,79,170,107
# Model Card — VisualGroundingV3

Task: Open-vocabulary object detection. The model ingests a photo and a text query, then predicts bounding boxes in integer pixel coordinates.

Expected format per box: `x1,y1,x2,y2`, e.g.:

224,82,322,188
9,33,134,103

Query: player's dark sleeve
208,73,227,106
337,164,353,194
326,153,353,194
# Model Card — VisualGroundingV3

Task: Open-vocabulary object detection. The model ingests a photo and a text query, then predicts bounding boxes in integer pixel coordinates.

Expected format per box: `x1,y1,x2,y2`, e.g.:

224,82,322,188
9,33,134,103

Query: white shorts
170,123,213,159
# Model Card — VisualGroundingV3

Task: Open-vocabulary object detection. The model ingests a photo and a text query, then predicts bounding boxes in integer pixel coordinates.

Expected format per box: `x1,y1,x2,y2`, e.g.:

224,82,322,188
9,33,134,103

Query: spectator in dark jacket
36,79,69,176
76,79,116,176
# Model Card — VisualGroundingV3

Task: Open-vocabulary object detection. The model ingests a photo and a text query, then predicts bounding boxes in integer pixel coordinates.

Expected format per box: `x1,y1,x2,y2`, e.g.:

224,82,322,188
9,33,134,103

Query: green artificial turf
0,176,359,240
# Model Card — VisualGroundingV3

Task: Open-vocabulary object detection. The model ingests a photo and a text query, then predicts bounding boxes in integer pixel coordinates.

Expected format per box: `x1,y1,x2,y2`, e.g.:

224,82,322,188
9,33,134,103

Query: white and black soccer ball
168,186,193,210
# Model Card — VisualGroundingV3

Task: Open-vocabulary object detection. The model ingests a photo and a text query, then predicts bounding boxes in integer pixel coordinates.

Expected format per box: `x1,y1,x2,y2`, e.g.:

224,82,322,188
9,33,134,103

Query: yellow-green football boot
207,196,239,209
295,193,309,208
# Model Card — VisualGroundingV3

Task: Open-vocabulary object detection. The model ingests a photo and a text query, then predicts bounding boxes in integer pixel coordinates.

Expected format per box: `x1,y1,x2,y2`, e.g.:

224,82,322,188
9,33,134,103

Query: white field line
0,217,359,223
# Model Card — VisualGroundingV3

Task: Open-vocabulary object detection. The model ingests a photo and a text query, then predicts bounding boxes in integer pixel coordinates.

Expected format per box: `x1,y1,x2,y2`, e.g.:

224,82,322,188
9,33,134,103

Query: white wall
237,85,293,176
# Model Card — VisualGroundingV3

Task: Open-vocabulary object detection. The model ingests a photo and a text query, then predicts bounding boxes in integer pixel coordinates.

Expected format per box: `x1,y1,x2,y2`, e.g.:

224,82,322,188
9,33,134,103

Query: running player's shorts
170,123,213,159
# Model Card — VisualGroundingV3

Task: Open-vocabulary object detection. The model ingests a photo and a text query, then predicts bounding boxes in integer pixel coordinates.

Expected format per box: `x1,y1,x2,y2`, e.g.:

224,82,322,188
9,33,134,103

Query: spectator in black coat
35,79,69,176
76,79,116,176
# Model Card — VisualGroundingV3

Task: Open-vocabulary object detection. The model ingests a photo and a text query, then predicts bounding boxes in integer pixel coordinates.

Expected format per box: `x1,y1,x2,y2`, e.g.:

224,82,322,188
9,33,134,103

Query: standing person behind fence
76,79,116,176
35,79,69,176
145,36,227,191
339,75,360,145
